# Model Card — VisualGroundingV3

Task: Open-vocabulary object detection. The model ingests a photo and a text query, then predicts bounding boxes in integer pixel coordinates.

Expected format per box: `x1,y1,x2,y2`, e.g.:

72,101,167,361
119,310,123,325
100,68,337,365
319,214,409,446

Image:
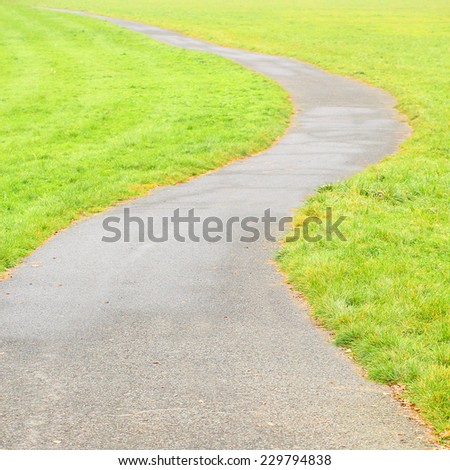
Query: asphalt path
0,10,431,449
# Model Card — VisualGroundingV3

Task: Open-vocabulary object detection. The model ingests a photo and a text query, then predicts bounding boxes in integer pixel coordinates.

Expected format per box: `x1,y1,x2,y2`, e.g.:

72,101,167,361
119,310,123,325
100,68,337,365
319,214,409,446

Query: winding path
0,10,430,449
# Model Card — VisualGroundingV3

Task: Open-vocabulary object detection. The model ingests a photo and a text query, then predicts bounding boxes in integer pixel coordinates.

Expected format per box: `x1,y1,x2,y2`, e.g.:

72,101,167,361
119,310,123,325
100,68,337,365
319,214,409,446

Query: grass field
0,4,290,273
4,0,450,442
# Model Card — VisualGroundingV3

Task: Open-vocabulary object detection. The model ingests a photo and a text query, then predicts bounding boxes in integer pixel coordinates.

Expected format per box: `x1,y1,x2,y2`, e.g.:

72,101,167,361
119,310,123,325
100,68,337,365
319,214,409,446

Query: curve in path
0,10,430,449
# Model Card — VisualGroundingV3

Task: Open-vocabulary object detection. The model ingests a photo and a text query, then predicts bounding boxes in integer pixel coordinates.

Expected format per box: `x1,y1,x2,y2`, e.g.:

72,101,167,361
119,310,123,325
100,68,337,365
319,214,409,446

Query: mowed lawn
0,4,291,273
13,0,450,441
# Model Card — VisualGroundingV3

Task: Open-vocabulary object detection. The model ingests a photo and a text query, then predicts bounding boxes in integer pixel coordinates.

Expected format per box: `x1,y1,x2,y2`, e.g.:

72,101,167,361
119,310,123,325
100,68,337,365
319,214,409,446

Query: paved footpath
0,10,432,449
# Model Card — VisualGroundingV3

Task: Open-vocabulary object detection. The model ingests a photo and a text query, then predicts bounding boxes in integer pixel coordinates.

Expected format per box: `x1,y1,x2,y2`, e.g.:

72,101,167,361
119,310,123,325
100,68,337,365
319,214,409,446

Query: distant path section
0,9,431,449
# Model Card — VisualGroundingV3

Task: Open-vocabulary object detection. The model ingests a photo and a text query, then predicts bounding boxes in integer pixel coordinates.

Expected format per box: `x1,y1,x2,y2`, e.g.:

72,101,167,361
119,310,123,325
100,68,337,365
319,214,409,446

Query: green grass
4,0,450,442
0,4,291,272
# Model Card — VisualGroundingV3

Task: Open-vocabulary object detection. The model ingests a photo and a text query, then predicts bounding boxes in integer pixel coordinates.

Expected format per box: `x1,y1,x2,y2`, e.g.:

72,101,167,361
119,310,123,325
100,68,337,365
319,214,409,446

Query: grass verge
0,3,291,272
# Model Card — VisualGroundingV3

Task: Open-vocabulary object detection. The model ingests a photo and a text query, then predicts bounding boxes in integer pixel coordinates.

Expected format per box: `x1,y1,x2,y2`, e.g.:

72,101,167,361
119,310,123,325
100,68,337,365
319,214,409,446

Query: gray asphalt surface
0,10,432,449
